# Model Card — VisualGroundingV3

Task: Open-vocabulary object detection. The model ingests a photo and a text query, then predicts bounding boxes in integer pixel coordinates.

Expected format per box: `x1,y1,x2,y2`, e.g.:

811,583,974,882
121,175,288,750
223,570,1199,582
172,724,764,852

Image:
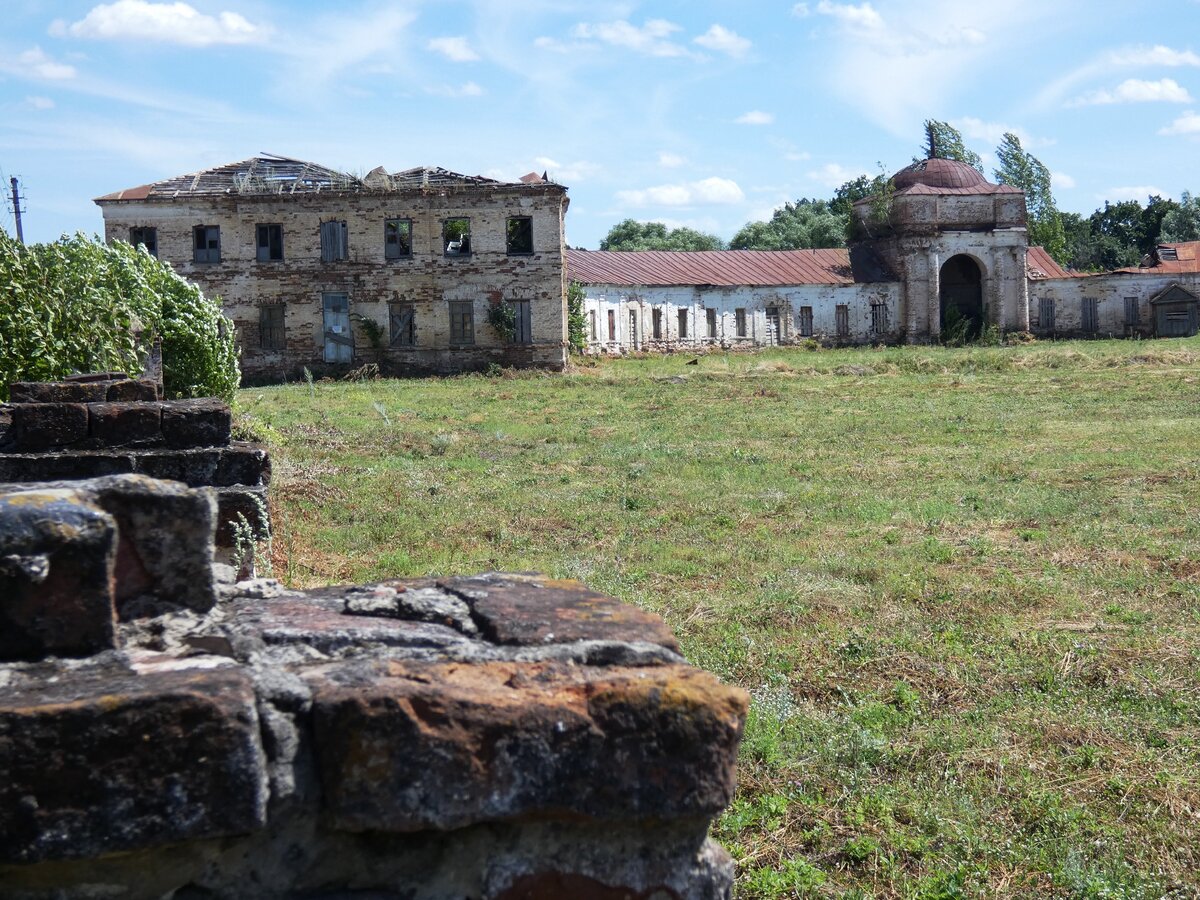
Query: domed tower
853,156,1030,342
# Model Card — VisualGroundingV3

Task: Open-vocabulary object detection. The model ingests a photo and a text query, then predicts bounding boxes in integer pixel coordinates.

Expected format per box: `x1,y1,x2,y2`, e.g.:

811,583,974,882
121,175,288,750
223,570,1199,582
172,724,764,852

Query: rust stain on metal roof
566,248,894,287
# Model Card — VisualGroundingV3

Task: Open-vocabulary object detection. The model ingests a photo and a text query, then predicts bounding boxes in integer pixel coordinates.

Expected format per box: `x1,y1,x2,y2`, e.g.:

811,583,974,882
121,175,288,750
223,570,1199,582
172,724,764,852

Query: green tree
729,199,846,250
916,120,984,173
598,219,724,251
0,232,239,401
993,132,1066,264
1156,191,1198,243
829,175,874,219
566,280,587,352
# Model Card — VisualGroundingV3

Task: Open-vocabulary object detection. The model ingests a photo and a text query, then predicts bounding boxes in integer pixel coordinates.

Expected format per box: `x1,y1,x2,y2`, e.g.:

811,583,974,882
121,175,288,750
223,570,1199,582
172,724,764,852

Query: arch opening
940,255,984,343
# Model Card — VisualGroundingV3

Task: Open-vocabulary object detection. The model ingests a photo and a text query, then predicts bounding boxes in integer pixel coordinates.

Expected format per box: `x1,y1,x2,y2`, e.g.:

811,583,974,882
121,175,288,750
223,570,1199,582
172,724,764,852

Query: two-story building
96,155,570,378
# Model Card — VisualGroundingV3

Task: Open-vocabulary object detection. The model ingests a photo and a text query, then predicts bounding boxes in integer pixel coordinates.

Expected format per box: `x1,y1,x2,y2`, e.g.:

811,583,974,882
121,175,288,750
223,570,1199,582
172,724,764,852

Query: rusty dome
892,157,990,190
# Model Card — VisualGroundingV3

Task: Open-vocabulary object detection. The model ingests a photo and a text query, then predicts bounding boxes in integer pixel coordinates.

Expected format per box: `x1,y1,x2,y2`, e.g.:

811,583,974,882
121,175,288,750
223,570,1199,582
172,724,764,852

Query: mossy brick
8,381,109,403
0,665,267,862
89,402,163,447
309,659,747,831
10,403,89,451
161,398,232,449
105,379,160,402
0,489,116,661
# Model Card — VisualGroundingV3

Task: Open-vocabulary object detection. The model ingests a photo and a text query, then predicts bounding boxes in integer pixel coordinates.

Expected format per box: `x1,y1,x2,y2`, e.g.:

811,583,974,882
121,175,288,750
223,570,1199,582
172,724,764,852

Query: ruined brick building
96,155,570,378
571,157,1200,352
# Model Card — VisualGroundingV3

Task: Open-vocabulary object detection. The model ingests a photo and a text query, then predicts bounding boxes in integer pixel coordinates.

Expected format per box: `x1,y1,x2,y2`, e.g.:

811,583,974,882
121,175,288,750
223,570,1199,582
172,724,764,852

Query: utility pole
9,176,25,244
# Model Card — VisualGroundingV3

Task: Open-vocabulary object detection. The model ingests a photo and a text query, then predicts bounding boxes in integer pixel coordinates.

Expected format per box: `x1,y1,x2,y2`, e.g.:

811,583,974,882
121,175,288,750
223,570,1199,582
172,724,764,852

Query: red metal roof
1143,241,1200,275
893,157,989,190
566,248,871,286
1027,246,1084,280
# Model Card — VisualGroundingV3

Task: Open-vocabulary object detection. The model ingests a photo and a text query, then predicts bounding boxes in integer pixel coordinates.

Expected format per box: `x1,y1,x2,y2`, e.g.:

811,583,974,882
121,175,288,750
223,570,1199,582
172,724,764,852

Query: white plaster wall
581,282,902,352
1031,272,1200,336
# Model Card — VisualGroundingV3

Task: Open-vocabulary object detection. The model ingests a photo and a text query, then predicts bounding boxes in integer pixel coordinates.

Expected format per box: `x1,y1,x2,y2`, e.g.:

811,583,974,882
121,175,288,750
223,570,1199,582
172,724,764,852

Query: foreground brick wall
0,476,747,899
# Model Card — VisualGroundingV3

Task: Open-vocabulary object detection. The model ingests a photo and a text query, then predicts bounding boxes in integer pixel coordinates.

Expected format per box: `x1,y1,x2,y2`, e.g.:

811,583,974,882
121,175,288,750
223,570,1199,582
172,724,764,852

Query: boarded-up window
653,308,663,339
449,300,474,344
678,309,688,339
129,226,157,257
259,304,285,351
871,302,889,334
389,303,415,347
607,309,616,341
706,308,717,338
256,224,283,262
1039,297,1055,331
320,220,348,262
1124,297,1140,326
506,217,533,254
509,300,532,344
589,311,597,341
798,306,813,337
735,308,747,338
443,218,471,256
193,225,220,263
835,304,849,337
1081,297,1098,333
385,219,412,259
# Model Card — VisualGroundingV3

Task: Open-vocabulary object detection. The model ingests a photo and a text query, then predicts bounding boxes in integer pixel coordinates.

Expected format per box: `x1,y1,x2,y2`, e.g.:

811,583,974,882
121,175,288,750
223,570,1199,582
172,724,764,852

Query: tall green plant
0,231,239,401
567,280,587,352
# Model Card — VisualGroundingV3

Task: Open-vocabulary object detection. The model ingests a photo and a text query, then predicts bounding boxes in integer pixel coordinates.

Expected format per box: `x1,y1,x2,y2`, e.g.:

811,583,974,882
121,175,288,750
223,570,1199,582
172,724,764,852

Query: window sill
506,251,535,257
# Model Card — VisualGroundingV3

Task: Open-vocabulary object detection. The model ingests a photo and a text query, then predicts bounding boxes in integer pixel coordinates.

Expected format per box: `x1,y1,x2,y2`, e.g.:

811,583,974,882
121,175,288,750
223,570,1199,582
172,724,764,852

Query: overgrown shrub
0,232,239,401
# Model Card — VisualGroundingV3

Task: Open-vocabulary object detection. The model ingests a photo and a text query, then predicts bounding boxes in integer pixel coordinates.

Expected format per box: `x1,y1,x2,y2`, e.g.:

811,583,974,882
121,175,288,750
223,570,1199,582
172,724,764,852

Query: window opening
320,220,348,262
506,217,533,254
129,226,157,257
449,300,475,344
256,224,283,262
192,225,220,263
385,219,412,260
443,218,471,256
389,303,415,347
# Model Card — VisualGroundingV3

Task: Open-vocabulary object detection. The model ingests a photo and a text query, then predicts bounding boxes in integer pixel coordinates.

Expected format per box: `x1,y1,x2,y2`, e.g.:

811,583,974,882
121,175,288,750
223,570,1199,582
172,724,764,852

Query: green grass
241,338,1200,898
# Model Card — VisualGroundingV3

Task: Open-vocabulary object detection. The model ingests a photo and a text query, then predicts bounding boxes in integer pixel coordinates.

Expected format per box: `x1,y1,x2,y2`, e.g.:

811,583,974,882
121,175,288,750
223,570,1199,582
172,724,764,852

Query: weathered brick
161,398,232,449
214,444,271,486
309,659,746,831
0,665,267,862
0,450,137,482
0,489,116,660
89,401,163,447
8,381,108,403
11,402,89,451
105,378,160,402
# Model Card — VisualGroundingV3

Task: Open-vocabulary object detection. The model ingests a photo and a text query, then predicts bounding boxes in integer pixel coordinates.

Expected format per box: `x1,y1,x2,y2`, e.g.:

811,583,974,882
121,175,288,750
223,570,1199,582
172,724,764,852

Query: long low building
570,157,1199,352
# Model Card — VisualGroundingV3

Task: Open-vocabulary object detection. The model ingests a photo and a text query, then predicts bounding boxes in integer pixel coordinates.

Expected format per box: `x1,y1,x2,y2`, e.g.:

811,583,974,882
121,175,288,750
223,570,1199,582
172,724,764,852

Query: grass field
241,338,1200,899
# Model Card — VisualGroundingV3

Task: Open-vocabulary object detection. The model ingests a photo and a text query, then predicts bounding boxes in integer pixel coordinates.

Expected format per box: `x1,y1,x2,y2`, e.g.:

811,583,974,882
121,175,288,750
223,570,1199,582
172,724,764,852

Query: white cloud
736,110,774,125
813,1,884,30
954,117,1035,148
534,156,601,183
617,177,745,207
1051,171,1076,190
571,19,688,58
16,47,76,80
694,24,751,58
1160,110,1200,135
1070,78,1193,106
426,81,484,97
427,36,479,62
53,1,266,47
26,96,56,109
274,8,417,96
807,162,870,187
1108,45,1200,68
658,152,686,168
1104,185,1172,201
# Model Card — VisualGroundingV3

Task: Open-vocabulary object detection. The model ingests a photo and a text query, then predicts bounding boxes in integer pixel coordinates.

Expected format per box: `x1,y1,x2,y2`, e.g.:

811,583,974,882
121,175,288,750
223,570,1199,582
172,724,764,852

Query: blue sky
2,0,1199,249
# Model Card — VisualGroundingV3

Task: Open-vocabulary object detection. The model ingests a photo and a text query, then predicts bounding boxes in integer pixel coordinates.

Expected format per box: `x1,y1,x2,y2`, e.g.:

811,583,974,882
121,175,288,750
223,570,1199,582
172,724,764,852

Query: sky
2,0,1199,250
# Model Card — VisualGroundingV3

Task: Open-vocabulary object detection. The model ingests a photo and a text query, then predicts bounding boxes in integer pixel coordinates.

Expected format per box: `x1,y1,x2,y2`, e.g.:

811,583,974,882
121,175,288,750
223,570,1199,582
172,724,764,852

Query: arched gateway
940,254,984,341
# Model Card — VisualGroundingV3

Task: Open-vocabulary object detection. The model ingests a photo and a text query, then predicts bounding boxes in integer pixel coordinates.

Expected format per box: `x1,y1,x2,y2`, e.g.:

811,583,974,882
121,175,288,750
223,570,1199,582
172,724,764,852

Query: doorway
322,292,353,363
939,255,983,342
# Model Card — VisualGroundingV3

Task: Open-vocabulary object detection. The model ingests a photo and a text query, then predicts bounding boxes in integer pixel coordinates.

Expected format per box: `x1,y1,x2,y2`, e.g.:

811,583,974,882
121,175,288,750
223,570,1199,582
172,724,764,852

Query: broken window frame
506,216,534,255
259,304,286,351
320,220,348,263
677,308,688,340
607,309,616,342
448,300,475,345
129,226,158,257
706,308,717,339
652,308,663,340
192,225,220,264
384,218,413,260
835,304,849,338
388,302,416,347
735,308,748,338
871,302,889,335
798,306,814,337
256,223,284,262
443,218,471,257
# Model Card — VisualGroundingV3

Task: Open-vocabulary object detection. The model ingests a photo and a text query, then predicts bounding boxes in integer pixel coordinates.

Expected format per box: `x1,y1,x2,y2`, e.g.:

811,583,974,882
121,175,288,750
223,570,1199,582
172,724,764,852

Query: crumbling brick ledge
0,475,747,900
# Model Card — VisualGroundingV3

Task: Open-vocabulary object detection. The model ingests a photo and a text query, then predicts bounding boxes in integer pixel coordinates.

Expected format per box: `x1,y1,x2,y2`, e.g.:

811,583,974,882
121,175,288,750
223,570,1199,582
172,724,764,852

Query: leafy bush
0,232,238,401
567,280,587,352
